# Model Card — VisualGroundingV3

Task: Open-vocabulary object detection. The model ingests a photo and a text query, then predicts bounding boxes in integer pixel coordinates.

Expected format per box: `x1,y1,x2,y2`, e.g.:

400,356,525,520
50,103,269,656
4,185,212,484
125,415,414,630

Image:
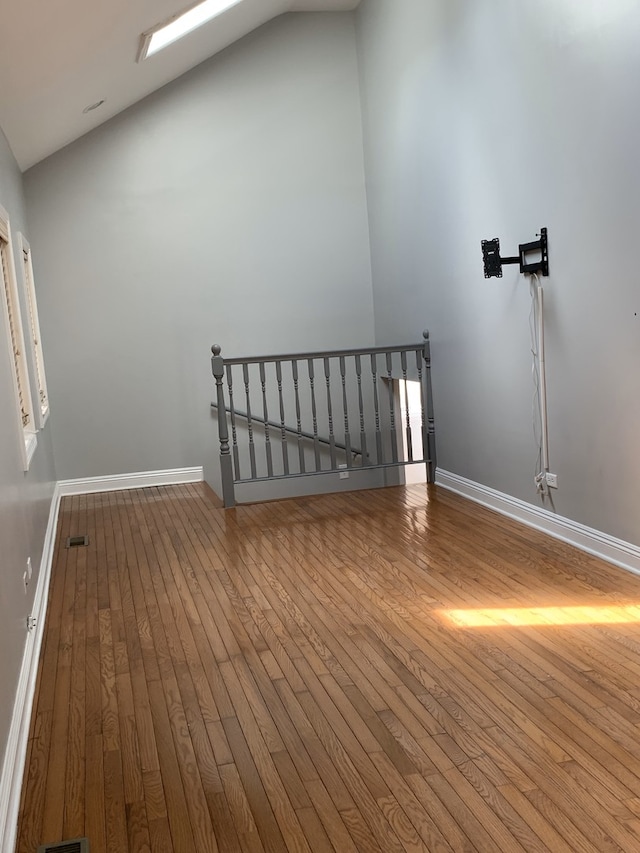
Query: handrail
221,341,424,366
210,402,367,458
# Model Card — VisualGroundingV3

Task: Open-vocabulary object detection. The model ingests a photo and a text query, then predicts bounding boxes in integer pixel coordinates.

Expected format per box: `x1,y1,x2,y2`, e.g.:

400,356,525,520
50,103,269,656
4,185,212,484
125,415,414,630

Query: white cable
529,281,541,451
536,277,550,474
530,272,550,493
529,278,542,490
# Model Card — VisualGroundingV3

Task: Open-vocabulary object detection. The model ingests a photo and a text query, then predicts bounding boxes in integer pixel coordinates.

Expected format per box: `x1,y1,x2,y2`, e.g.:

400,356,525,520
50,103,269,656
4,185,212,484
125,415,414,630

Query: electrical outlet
545,472,558,489
338,463,349,480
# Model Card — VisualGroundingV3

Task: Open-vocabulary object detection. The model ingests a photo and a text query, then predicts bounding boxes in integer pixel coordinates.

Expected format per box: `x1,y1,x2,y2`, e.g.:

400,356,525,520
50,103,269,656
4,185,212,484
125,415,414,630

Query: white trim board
436,469,640,578
0,482,61,853
58,466,204,496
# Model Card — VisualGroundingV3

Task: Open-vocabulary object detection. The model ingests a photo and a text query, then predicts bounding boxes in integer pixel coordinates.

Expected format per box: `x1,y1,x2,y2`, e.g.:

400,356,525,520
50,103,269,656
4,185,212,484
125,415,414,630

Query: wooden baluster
243,362,257,479
355,354,368,466
401,350,413,462
370,353,383,464
423,330,437,481
225,363,241,479
339,356,352,467
292,360,306,473
307,359,321,471
275,361,289,476
323,357,337,469
211,345,235,508
415,347,426,463
259,361,274,478
386,351,398,463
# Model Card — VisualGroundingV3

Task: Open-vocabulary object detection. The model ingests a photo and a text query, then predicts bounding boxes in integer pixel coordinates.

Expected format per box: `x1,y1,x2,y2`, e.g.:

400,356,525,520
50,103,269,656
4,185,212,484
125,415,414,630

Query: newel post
422,330,437,483
211,345,236,508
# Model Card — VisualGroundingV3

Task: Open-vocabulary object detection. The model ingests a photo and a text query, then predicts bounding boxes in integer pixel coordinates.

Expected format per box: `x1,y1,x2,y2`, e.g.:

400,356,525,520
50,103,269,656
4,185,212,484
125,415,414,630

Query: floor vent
65,535,89,548
37,840,89,853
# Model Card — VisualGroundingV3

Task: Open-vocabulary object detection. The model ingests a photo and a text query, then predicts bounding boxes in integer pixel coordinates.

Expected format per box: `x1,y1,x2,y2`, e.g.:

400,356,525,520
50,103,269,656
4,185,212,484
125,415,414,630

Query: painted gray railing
211,332,436,508
211,404,368,460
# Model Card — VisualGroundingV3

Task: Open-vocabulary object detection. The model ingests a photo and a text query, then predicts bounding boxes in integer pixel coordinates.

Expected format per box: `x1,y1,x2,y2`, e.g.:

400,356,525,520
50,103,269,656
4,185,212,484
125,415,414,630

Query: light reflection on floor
442,605,640,627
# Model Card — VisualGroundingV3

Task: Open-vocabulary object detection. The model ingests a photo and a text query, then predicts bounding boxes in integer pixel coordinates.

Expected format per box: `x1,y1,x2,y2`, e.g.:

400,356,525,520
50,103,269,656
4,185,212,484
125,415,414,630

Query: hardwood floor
15,482,640,852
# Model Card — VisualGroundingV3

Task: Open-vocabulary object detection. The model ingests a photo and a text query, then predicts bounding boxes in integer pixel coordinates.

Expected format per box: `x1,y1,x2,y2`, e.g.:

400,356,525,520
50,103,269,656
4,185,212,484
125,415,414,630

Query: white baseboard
436,469,640,578
0,482,61,853
58,466,204,496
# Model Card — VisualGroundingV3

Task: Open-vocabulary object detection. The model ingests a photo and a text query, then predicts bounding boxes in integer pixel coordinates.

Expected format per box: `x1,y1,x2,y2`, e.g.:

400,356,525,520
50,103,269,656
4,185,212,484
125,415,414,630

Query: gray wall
23,0,640,545
0,127,56,777
24,12,375,493
356,0,640,544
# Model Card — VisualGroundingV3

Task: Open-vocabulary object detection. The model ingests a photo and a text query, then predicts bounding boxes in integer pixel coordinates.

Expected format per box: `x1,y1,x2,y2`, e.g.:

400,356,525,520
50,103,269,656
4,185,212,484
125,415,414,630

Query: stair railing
211,331,436,508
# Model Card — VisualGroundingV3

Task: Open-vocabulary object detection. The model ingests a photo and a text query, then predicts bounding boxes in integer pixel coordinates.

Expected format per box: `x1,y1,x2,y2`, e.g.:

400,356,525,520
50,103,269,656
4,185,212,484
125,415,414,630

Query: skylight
139,0,243,61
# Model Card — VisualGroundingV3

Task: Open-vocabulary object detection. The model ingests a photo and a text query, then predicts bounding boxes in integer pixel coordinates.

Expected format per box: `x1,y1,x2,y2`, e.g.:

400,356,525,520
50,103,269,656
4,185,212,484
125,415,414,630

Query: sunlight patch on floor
442,605,640,627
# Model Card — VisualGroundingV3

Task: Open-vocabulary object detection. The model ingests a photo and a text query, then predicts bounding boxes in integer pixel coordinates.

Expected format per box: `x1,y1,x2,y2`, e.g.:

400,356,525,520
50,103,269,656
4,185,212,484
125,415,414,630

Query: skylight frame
138,0,243,62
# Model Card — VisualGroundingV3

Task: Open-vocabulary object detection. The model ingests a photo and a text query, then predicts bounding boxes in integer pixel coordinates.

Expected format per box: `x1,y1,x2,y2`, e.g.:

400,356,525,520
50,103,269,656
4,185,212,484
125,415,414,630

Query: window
19,234,49,427
138,0,242,61
0,207,37,469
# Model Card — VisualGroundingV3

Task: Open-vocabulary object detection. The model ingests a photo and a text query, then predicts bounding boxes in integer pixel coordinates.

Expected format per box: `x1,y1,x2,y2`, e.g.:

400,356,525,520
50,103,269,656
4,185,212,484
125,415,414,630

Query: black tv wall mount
481,227,549,278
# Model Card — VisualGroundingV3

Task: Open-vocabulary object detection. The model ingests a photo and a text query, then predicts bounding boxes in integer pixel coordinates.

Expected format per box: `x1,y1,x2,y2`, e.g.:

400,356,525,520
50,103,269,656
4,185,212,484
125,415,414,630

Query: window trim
0,206,37,470
18,233,50,428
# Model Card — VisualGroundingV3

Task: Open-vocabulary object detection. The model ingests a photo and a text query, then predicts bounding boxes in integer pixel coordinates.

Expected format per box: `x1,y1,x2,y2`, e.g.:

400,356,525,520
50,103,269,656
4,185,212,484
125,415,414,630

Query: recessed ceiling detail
0,0,361,171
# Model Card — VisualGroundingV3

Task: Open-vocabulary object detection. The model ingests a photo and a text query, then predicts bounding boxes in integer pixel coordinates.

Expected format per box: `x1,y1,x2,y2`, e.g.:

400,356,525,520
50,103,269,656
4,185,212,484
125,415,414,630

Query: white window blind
20,235,49,427
0,208,37,469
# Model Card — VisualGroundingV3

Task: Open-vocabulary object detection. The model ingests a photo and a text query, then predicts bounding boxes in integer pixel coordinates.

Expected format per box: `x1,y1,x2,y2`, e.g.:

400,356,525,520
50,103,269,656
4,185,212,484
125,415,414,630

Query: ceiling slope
0,0,359,170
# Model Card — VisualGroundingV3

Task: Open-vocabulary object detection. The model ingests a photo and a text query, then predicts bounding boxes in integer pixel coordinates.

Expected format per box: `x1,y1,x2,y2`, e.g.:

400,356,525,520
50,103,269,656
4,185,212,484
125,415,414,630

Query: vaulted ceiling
0,0,360,171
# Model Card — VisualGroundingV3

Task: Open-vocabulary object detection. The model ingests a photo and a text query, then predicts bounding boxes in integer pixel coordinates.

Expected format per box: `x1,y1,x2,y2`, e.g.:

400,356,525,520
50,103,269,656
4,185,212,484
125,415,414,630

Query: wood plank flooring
15,482,640,852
